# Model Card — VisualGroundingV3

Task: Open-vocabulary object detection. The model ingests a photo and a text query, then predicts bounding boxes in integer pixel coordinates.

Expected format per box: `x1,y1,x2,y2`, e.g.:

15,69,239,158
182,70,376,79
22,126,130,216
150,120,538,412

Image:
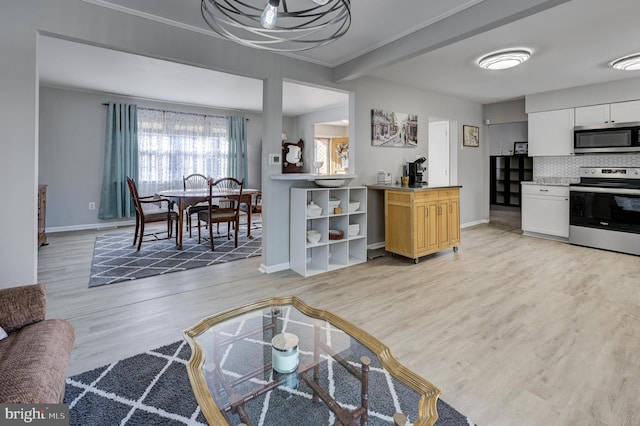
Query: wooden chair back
209,177,244,220
126,177,143,216
183,173,209,190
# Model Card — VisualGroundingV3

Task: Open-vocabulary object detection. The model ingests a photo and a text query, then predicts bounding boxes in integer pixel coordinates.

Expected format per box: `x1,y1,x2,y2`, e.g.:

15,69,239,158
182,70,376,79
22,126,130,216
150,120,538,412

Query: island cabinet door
425,200,439,252
385,191,413,256
415,194,438,256
414,200,427,253
437,199,451,247
447,197,460,245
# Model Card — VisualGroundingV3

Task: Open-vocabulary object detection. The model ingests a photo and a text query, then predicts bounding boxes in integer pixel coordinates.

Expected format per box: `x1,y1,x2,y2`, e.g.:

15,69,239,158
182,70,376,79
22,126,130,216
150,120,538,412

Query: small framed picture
513,141,529,156
463,125,479,147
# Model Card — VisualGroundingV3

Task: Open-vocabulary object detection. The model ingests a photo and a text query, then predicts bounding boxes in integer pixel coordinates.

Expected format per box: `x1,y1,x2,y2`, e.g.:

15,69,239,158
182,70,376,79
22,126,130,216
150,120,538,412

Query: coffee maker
406,157,426,187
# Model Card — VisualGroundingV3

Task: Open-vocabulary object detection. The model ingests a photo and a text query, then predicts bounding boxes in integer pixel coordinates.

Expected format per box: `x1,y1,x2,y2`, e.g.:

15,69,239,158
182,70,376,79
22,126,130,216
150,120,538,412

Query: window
314,138,329,175
137,108,229,194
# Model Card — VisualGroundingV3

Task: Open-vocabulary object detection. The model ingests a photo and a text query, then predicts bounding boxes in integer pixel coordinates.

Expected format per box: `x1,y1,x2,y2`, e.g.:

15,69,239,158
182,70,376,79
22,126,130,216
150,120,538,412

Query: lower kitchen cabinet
385,187,460,263
521,184,569,240
290,186,367,277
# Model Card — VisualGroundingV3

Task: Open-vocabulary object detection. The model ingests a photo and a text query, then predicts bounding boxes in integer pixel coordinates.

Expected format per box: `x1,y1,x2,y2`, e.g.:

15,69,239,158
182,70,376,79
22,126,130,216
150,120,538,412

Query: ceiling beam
333,0,571,82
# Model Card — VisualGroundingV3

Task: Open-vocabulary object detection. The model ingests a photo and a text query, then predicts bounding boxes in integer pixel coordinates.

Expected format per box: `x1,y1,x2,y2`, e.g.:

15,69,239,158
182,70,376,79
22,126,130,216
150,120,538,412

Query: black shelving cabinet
490,156,533,207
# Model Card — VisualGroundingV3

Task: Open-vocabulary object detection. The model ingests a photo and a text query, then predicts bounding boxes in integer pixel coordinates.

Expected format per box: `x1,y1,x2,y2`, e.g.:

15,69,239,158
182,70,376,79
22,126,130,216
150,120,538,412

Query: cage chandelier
201,0,351,52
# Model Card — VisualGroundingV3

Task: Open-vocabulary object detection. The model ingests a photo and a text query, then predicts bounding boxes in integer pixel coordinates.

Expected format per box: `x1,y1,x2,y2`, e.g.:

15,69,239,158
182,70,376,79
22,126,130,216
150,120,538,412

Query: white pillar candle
271,332,299,373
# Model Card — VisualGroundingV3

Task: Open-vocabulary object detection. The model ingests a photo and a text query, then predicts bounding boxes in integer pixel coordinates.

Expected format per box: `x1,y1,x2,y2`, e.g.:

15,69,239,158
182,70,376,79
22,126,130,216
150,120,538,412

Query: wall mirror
313,121,349,176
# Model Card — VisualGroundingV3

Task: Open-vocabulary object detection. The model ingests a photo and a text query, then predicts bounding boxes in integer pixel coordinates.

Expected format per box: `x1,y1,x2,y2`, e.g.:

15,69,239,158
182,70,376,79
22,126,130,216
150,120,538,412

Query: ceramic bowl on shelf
315,179,346,188
307,201,322,217
348,224,359,237
348,201,360,212
328,198,341,209
306,230,321,244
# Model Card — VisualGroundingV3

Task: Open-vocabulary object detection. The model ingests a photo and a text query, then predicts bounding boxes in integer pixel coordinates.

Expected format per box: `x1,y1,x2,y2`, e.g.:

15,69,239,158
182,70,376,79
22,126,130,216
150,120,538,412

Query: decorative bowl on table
348,224,359,237
306,230,321,244
348,201,360,212
328,229,344,240
307,201,322,217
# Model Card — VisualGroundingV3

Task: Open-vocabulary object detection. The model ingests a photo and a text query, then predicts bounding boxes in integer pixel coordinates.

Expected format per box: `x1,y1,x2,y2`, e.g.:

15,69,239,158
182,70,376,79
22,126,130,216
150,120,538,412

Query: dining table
157,187,260,249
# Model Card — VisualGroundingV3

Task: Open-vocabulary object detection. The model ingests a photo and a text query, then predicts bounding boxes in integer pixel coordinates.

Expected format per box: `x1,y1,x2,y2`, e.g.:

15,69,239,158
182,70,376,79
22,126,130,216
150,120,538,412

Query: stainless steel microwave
574,122,640,154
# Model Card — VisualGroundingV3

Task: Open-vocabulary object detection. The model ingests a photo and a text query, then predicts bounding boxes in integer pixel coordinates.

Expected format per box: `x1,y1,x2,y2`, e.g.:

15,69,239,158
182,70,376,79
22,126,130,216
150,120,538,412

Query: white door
428,120,450,186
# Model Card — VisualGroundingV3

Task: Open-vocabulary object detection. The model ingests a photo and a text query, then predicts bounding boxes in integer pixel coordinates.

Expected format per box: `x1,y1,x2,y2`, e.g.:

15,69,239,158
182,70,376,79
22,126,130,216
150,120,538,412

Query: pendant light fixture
478,49,532,70
201,0,351,52
611,54,640,71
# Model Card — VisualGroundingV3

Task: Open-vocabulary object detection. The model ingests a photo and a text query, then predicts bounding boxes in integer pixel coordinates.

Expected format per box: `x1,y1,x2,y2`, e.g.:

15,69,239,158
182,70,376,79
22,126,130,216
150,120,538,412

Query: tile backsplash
534,153,640,178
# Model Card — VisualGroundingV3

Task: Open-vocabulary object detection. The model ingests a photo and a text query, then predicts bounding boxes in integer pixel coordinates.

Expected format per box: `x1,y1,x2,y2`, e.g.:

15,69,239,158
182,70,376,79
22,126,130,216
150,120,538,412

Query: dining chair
197,177,243,251
126,177,178,251
183,173,212,237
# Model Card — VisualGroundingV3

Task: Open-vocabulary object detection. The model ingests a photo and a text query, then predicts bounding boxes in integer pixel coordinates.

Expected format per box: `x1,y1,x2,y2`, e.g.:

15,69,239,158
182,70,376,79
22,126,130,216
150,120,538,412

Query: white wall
39,86,264,230
0,1,487,287
341,77,485,244
487,122,528,156
484,99,527,124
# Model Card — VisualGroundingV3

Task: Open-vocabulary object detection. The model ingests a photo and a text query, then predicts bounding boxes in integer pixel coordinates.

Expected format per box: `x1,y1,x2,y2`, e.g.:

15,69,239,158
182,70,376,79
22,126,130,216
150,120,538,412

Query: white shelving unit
290,187,367,277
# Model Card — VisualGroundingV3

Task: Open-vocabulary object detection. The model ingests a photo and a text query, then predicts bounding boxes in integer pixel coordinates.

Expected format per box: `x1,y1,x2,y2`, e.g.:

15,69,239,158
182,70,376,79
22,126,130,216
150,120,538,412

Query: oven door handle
570,186,640,195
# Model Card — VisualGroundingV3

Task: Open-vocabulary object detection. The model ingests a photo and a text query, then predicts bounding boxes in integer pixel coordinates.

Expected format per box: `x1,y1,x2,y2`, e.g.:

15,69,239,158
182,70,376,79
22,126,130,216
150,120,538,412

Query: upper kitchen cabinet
528,108,574,156
575,100,640,126
610,100,640,123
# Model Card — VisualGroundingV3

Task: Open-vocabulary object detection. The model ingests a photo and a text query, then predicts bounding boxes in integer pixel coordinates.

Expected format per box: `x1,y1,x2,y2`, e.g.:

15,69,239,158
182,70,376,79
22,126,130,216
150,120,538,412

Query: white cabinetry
575,104,610,126
575,100,640,126
521,184,569,240
290,187,367,277
610,100,640,123
528,109,574,156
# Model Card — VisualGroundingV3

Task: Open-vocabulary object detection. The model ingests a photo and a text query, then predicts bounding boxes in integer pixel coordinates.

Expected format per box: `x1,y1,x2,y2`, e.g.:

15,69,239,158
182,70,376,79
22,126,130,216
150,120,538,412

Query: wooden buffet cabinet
381,186,460,263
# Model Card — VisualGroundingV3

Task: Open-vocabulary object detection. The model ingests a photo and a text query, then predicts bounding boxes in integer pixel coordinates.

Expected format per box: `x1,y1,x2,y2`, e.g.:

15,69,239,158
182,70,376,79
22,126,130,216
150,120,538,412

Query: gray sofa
0,284,75,403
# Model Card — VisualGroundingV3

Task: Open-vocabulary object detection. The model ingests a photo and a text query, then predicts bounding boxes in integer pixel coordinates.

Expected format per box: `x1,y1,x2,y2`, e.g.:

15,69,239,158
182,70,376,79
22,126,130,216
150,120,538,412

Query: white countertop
270,173,357,181
522,177,579,186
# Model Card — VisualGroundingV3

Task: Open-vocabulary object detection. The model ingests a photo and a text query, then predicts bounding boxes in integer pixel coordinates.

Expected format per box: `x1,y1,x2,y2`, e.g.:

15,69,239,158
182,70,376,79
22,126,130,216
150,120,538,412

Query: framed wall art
371,109,418,148
463,125,479,147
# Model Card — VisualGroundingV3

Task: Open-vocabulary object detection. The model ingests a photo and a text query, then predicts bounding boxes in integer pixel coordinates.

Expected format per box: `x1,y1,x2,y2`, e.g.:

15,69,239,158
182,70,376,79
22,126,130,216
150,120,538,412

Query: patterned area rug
89,225,261,288
65,340,476,426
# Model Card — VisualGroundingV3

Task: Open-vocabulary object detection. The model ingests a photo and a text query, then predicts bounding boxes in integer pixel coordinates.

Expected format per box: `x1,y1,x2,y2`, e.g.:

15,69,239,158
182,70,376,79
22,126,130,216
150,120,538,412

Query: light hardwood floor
38,224,640,426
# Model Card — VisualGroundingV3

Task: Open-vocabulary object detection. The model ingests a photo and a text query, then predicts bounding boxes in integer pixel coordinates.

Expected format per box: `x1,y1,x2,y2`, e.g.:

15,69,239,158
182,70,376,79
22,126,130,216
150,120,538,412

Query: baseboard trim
47,220,135,233
462,219,489,228
523,231,568,243
259,262,290,274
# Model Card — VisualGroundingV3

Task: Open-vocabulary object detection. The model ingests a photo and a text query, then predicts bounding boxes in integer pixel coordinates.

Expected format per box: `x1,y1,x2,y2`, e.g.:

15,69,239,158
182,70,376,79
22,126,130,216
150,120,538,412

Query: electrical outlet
88,202,96,210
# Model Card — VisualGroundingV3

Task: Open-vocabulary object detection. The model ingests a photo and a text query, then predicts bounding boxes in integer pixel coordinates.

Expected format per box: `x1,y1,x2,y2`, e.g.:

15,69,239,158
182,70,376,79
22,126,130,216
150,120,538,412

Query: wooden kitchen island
368,185,461,263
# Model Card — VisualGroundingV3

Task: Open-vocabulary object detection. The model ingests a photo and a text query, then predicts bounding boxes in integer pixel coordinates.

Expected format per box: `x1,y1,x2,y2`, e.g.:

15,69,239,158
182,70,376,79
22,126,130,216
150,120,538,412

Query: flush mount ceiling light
201,0,351,52
611,54,640,71
478,50,531,70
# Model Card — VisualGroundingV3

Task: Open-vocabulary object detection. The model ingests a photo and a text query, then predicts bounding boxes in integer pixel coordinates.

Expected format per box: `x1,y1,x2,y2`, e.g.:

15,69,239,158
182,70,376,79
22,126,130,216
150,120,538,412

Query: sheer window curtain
98,103,138,219
137,109,230,195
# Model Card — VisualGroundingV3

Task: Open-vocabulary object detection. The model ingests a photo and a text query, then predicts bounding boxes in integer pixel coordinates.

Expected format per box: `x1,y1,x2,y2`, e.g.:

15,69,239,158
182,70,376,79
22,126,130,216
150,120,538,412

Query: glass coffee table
183,296,440,425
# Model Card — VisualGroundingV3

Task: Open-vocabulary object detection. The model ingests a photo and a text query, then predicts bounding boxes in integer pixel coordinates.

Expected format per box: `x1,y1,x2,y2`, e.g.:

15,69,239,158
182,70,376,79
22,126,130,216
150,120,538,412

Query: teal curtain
98,103,138,219
227,116,248,184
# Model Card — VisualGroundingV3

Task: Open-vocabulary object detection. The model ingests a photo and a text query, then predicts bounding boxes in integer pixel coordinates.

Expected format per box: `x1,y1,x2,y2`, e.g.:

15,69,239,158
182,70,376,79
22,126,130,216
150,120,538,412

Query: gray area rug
89,225,261,287
64,340,476,426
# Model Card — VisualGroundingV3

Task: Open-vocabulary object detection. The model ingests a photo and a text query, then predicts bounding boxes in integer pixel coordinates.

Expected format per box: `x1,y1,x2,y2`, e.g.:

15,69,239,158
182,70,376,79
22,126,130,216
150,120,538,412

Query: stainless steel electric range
569,167,640,256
